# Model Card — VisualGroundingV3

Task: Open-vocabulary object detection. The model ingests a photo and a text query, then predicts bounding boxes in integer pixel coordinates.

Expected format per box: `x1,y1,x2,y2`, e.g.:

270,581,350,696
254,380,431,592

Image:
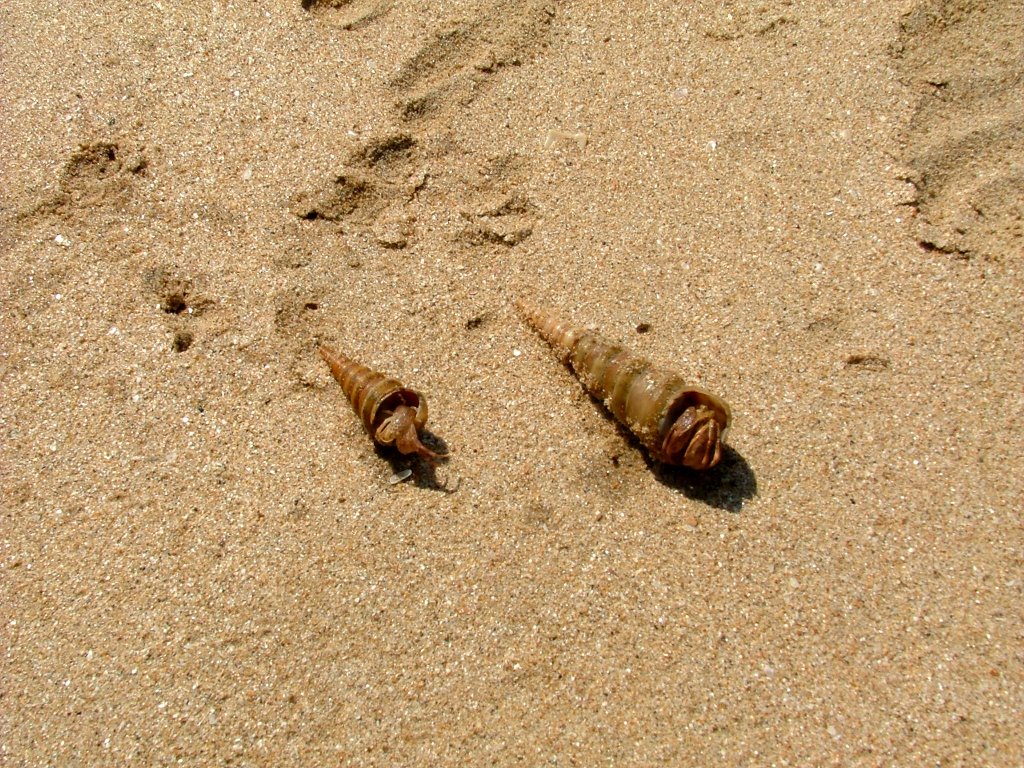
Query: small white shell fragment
388,468,413,485
542,129,588,150
54,234,71,247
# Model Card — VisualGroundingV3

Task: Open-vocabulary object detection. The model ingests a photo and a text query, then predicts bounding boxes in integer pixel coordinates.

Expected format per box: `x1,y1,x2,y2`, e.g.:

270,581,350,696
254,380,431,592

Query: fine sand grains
2,1,1021,765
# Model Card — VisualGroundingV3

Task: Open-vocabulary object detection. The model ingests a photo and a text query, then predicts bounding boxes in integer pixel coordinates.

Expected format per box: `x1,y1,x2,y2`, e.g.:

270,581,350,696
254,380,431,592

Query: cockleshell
318,345,440,459
516,300,732,470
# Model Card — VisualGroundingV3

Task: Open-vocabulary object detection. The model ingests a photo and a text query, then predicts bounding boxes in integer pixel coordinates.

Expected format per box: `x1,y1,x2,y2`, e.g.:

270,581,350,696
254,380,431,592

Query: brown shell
516,300,732,470
318,345,439,459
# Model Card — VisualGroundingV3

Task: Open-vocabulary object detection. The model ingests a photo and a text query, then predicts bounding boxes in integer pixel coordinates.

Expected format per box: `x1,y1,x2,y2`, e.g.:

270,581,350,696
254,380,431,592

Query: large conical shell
318,345,440,460
516,300,732,470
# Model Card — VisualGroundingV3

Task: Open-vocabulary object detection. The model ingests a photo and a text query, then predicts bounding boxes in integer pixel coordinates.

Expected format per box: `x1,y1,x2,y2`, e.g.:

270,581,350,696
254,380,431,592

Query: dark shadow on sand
375,429,457,493
644,444,756,513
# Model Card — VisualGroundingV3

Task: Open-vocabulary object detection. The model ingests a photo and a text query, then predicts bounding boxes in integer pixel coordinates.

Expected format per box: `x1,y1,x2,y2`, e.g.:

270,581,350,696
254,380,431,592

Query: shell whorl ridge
318,345,439,460
516,300,732,470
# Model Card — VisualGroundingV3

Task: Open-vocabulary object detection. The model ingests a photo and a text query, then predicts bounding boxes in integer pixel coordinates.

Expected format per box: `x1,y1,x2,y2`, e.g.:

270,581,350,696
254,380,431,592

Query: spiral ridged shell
516,300,732,470
318,345,439,459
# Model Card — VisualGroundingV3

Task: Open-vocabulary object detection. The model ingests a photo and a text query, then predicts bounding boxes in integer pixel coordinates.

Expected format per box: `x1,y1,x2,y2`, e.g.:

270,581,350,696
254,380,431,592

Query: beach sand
2,0,1021,764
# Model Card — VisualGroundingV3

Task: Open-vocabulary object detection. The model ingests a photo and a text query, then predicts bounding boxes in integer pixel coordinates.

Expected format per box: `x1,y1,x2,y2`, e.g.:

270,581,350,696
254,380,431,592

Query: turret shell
318,345,437,459
517,300,732,469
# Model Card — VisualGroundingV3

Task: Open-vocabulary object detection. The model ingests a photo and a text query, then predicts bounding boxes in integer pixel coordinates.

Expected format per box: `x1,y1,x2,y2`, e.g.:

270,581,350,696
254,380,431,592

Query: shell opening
374,405,440,460
374,389,427,429
658,390,730,469
659,389,730,440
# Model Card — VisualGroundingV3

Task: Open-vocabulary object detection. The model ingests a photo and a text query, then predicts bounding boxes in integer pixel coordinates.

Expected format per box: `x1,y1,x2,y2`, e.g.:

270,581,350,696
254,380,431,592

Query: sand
2,0,1022,764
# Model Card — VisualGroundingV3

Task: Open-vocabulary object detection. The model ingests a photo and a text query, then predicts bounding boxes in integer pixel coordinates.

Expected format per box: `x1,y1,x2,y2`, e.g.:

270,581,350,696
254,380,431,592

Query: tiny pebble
54,234,71,247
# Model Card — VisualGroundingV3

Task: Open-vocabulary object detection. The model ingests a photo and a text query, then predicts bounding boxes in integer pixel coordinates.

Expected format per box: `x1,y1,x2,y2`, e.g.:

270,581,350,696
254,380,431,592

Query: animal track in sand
457,190,537,247
143,267,213,353
292,2,551,247
300,0,390,30
700,0,797,41
22,140,148,223
292,135,539,249
893,0,1024,261
389,0,555,122
289,132,423,228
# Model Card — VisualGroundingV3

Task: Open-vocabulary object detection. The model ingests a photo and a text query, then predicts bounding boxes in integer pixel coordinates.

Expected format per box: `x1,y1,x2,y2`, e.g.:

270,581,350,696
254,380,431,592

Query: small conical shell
516,300,732,470
318,345,439,459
